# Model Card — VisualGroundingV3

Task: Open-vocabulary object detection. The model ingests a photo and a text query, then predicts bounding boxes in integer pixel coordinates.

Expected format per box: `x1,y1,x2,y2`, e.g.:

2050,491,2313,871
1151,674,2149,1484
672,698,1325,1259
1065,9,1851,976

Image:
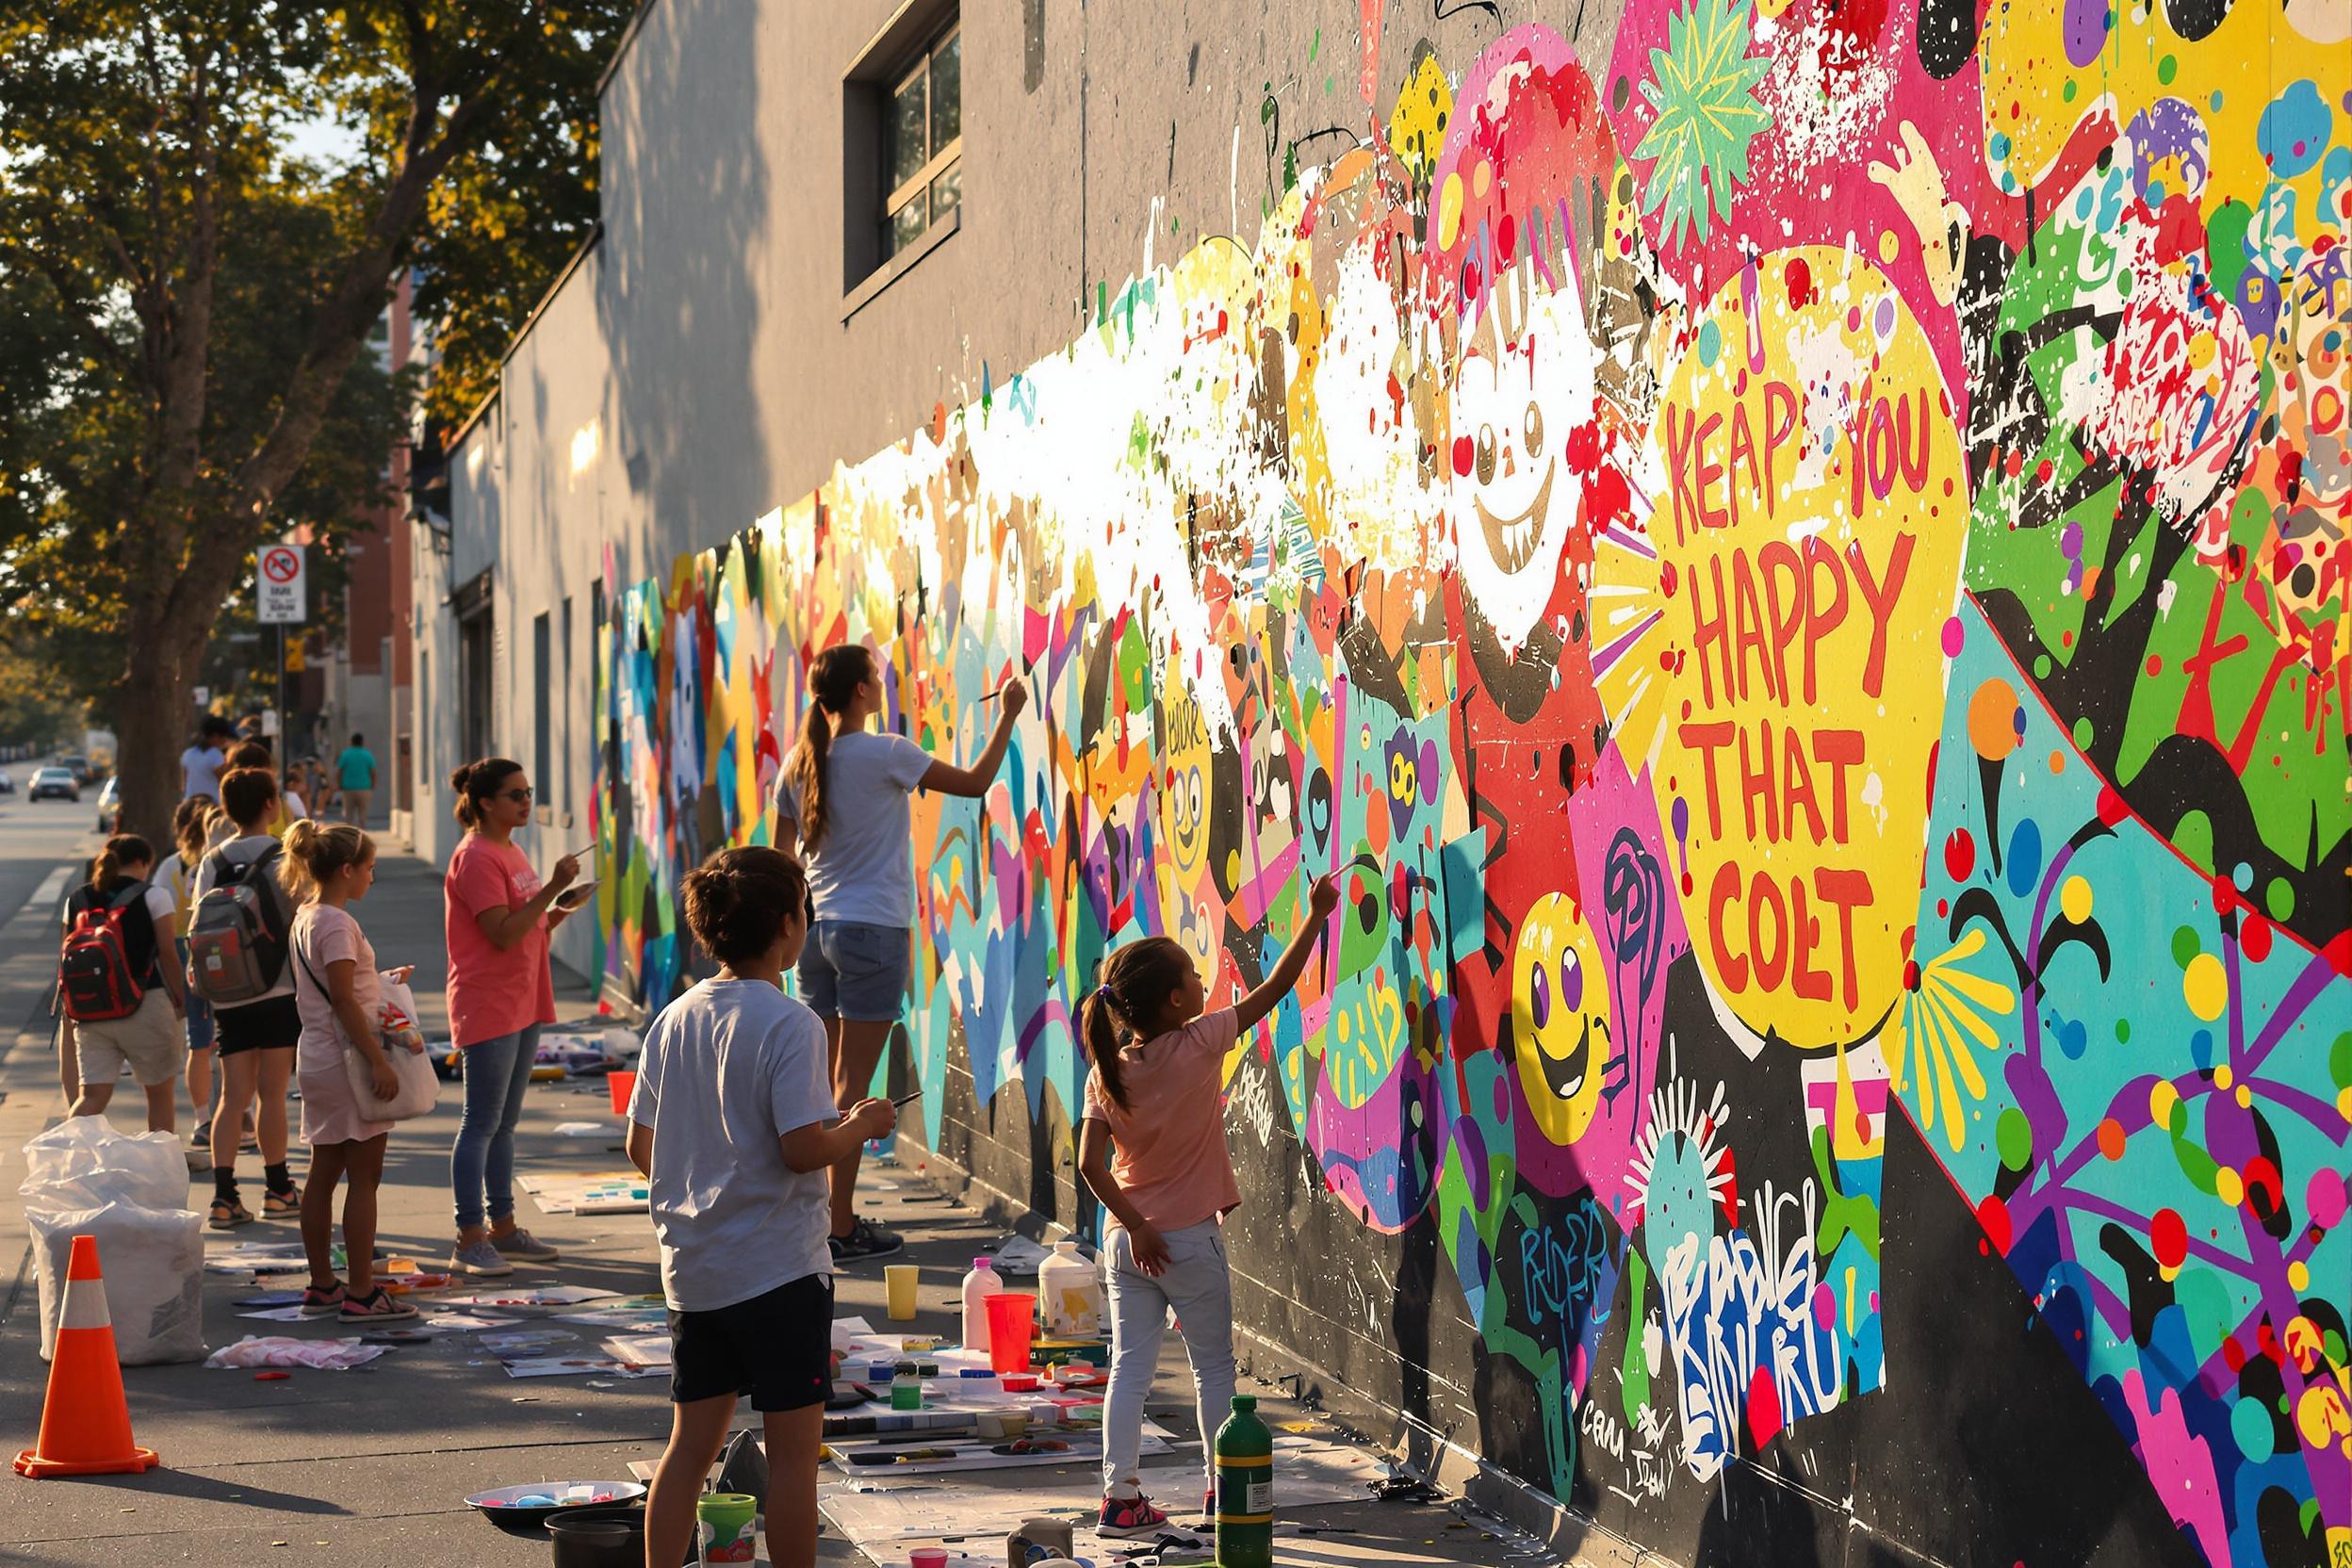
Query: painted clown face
1511,891,1611,1148
1449,283,1594,648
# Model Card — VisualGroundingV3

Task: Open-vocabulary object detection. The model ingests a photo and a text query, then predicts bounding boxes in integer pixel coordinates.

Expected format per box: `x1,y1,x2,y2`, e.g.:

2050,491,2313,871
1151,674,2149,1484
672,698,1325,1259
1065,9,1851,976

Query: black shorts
669,1273,833,1411
214,993,301,1057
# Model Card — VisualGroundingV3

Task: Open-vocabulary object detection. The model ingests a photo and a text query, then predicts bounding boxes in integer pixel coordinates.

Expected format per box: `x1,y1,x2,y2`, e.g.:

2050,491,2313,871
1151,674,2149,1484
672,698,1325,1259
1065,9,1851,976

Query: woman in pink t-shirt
441,757,580,1278
1074,873,1337,1536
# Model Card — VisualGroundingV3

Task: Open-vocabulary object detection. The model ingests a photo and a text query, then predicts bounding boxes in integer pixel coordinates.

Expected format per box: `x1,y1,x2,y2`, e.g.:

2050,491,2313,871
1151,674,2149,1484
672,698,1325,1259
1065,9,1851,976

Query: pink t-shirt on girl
443,835,556,1048
290,905,380,1075
1080,1006,1244,1233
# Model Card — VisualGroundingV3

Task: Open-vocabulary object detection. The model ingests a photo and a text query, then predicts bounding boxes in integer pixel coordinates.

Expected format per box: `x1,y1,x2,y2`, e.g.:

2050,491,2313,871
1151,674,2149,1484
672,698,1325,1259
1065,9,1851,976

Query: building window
560,596,573,821
885,24,960,259
532,610,551,820
844,3,961,298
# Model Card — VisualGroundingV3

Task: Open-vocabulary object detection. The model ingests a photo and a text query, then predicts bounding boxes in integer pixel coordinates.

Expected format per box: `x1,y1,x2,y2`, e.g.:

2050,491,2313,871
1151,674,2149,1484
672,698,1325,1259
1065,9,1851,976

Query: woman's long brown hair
784,645,875,855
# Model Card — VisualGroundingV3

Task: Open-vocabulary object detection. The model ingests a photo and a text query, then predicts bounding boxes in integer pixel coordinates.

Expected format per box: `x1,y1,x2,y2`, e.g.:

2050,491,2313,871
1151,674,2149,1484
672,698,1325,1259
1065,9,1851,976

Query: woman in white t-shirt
281,820,420,1322
775,643,1027,1261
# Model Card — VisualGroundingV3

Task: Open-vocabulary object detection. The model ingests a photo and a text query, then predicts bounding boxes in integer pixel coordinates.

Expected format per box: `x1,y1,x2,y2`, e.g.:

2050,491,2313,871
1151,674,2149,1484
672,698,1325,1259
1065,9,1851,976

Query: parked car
0,768,13,795
57,754,92,785
94,776,121,832
28,767,79,802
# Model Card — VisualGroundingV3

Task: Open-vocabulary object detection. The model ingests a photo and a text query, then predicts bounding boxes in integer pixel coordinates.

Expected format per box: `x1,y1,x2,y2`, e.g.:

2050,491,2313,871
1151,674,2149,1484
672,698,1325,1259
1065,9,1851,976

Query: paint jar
694,1492,758,1563
1037,1240,1102,1336
890,1372,922,1411
885,1265,920,1321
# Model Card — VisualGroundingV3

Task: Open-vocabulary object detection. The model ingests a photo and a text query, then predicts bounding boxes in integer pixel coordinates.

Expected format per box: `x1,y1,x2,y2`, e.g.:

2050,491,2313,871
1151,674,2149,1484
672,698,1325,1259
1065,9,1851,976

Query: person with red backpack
188,767,302,1229
58,834,187,1132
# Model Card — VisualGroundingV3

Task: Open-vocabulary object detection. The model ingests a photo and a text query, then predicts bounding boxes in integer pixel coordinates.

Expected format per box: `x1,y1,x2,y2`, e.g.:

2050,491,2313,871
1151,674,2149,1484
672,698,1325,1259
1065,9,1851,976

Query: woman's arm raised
920,681,1029,798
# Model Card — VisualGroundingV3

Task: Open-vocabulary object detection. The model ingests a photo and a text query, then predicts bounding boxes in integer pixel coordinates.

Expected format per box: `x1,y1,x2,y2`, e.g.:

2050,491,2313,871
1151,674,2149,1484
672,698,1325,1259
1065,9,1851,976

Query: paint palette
464,1480,645,1528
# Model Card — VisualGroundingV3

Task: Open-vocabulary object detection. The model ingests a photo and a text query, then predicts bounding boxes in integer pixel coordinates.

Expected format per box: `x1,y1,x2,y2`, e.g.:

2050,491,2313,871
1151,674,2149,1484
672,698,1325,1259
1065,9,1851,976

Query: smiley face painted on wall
1450,285,1595,650
1511,892,1612,1148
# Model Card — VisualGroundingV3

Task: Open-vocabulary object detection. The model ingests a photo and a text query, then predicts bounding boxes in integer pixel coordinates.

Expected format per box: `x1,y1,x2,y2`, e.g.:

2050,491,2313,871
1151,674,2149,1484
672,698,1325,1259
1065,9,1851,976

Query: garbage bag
204,1335,385,1370
30,1201,206,1364
20,1119,188,1214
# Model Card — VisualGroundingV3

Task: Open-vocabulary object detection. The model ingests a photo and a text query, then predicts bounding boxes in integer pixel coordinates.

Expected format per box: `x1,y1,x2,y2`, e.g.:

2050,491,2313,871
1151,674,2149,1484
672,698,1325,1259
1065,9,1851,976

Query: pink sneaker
1097,1492,1169,1537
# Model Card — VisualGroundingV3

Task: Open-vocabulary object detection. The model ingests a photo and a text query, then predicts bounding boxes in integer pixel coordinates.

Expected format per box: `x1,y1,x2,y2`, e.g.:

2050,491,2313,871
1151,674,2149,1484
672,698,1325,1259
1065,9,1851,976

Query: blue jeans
451,1024,541,1231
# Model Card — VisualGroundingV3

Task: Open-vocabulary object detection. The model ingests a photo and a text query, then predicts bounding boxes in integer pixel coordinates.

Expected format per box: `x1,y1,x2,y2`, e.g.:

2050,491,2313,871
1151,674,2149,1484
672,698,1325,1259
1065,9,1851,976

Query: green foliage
0,1,632,830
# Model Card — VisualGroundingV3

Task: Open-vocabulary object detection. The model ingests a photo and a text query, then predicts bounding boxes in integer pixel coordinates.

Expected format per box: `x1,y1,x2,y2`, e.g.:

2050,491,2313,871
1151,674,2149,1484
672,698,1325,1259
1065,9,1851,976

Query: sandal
300,1281,347,1316
262,1186,301,1216
208,1199,253,1229
338,1286,418,1322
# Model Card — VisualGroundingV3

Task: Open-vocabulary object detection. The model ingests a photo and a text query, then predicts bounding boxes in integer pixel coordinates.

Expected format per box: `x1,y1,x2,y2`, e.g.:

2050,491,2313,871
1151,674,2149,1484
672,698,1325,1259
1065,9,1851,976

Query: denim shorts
796,921,910,1022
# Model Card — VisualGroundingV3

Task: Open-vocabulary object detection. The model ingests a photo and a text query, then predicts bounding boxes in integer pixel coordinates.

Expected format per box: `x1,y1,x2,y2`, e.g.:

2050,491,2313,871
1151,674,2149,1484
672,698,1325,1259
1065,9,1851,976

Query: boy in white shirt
626,846,896,1568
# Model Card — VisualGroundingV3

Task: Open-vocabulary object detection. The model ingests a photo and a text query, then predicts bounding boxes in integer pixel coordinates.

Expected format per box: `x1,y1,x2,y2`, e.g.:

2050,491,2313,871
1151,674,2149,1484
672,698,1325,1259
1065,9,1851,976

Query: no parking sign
257,545,305,623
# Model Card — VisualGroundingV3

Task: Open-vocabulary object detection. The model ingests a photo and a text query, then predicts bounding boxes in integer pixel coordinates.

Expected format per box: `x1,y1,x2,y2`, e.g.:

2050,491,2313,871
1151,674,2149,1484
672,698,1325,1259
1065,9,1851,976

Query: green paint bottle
1214,1394,1273,1568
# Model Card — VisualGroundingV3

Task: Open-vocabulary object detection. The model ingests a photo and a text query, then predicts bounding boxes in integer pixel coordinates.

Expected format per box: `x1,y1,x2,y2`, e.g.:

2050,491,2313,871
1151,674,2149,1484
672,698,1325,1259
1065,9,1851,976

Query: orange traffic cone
13,1234,160,1478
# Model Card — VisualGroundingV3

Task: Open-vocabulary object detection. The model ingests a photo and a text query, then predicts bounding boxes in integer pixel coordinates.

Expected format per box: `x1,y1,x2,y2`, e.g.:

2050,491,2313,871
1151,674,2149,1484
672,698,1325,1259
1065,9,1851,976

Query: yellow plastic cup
884,1264,919,1321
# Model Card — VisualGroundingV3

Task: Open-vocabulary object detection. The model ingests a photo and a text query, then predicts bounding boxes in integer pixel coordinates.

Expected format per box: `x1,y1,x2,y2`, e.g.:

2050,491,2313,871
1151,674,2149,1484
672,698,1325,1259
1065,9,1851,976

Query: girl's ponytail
790,702,834,852
786,645,875,854
1082,936,1196,1113
88,834,149,890
280,820,373,904
1082,988,1131,1111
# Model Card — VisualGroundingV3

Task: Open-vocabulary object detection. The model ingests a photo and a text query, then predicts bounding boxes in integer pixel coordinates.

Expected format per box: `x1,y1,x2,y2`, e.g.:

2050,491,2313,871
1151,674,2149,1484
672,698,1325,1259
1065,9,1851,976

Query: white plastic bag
30,1201,205,1364
204,1334,385,1370
336,971,438,1119
19,1119,187,1214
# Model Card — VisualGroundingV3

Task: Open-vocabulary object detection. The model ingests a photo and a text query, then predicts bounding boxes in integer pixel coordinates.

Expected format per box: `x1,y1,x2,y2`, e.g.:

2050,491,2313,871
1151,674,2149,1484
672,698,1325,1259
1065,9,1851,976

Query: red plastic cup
983,1292,1037,1374
607,1070,637,1117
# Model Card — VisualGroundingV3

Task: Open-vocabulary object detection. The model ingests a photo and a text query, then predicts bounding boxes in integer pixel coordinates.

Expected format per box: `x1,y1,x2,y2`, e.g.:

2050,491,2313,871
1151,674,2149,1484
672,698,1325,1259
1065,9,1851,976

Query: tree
0,3,631,839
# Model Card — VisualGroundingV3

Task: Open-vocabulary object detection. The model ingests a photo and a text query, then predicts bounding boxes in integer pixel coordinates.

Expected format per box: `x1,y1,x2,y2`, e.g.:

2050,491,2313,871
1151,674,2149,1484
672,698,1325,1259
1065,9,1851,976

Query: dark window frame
882,23,961,261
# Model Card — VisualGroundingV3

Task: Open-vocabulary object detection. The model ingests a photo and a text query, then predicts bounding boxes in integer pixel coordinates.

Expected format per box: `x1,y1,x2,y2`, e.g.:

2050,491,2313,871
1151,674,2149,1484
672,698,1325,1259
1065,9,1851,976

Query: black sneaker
827,1217,904,1262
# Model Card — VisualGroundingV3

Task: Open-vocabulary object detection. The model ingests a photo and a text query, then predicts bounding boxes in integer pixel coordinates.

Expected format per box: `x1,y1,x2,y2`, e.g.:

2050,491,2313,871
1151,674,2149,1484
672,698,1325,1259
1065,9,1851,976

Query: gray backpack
188,842,291,1004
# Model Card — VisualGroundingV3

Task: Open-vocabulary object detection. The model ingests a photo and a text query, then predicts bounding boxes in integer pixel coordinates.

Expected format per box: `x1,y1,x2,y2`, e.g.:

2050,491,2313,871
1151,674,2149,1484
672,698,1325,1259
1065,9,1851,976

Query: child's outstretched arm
920,680,1029,797
1233,874,1340,1034
1078,1117,1169,1275
779,1097,898,1173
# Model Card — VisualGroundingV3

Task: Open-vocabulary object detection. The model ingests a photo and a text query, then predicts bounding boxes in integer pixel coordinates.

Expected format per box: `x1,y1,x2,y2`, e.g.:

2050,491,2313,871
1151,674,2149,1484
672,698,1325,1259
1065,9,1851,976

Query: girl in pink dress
283,821,422,1323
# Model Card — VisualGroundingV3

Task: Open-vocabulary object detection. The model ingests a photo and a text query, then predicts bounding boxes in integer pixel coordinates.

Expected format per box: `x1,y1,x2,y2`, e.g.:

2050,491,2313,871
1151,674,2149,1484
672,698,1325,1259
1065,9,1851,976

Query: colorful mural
591,8,2348,1563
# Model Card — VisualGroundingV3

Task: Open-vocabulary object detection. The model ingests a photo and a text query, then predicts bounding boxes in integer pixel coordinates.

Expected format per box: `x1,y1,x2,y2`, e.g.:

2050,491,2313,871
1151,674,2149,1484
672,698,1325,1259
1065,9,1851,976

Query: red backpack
58,883,151,1022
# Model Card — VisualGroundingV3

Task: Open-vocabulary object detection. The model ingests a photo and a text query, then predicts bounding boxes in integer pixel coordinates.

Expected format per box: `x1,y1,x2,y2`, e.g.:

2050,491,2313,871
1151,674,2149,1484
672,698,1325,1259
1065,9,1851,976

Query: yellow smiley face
1157,668,1211,885
1511,893,1611,1147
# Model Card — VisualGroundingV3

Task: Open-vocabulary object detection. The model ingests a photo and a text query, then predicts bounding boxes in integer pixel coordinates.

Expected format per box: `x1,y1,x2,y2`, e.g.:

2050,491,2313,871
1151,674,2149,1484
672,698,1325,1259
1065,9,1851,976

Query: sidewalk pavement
0,851,1544,1565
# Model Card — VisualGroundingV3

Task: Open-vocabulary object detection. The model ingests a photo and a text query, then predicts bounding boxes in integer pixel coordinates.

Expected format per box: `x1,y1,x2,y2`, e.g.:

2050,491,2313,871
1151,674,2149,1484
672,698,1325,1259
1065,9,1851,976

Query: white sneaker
449,1239,513,1277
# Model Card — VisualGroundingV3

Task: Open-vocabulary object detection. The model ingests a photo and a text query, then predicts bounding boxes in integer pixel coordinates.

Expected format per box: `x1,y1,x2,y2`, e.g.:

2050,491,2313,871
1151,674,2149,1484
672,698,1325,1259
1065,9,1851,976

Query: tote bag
292,931,440,1121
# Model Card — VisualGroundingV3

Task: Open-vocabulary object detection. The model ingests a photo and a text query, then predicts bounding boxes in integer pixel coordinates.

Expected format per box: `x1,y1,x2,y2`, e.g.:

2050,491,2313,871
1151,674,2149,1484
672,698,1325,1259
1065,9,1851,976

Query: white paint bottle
960,1255,1005,1355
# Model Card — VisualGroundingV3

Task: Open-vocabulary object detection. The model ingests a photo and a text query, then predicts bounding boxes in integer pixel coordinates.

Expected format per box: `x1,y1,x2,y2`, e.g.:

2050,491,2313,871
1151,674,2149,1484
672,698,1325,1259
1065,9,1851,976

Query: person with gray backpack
188,767,302,1229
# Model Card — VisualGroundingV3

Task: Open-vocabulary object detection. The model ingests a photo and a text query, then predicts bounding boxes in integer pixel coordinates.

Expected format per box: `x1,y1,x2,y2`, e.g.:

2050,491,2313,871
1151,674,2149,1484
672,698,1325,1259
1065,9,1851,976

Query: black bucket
547,1504,645,1568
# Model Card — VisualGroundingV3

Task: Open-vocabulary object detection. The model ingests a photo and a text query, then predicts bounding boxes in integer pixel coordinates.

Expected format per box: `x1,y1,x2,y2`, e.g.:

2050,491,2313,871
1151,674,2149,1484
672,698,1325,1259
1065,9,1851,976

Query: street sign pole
277,623,286,749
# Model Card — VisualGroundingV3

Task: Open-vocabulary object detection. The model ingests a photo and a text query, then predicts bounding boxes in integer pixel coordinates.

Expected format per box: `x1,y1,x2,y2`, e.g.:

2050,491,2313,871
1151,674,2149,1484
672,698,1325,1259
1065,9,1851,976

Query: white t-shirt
192,835,294,1006
284,792,308,821
776,731,932,927
289,905,379,1075
180,744,225,798
627,977,836,1311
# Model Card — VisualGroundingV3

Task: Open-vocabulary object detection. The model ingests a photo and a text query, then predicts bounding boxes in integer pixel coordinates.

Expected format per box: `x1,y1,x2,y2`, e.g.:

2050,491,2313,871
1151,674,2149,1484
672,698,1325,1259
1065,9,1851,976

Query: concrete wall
430,3,2352,1565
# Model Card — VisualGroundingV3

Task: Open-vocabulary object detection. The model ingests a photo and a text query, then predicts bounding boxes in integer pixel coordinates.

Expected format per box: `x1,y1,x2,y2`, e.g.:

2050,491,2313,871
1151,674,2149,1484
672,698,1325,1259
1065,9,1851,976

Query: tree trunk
115,639,191,845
